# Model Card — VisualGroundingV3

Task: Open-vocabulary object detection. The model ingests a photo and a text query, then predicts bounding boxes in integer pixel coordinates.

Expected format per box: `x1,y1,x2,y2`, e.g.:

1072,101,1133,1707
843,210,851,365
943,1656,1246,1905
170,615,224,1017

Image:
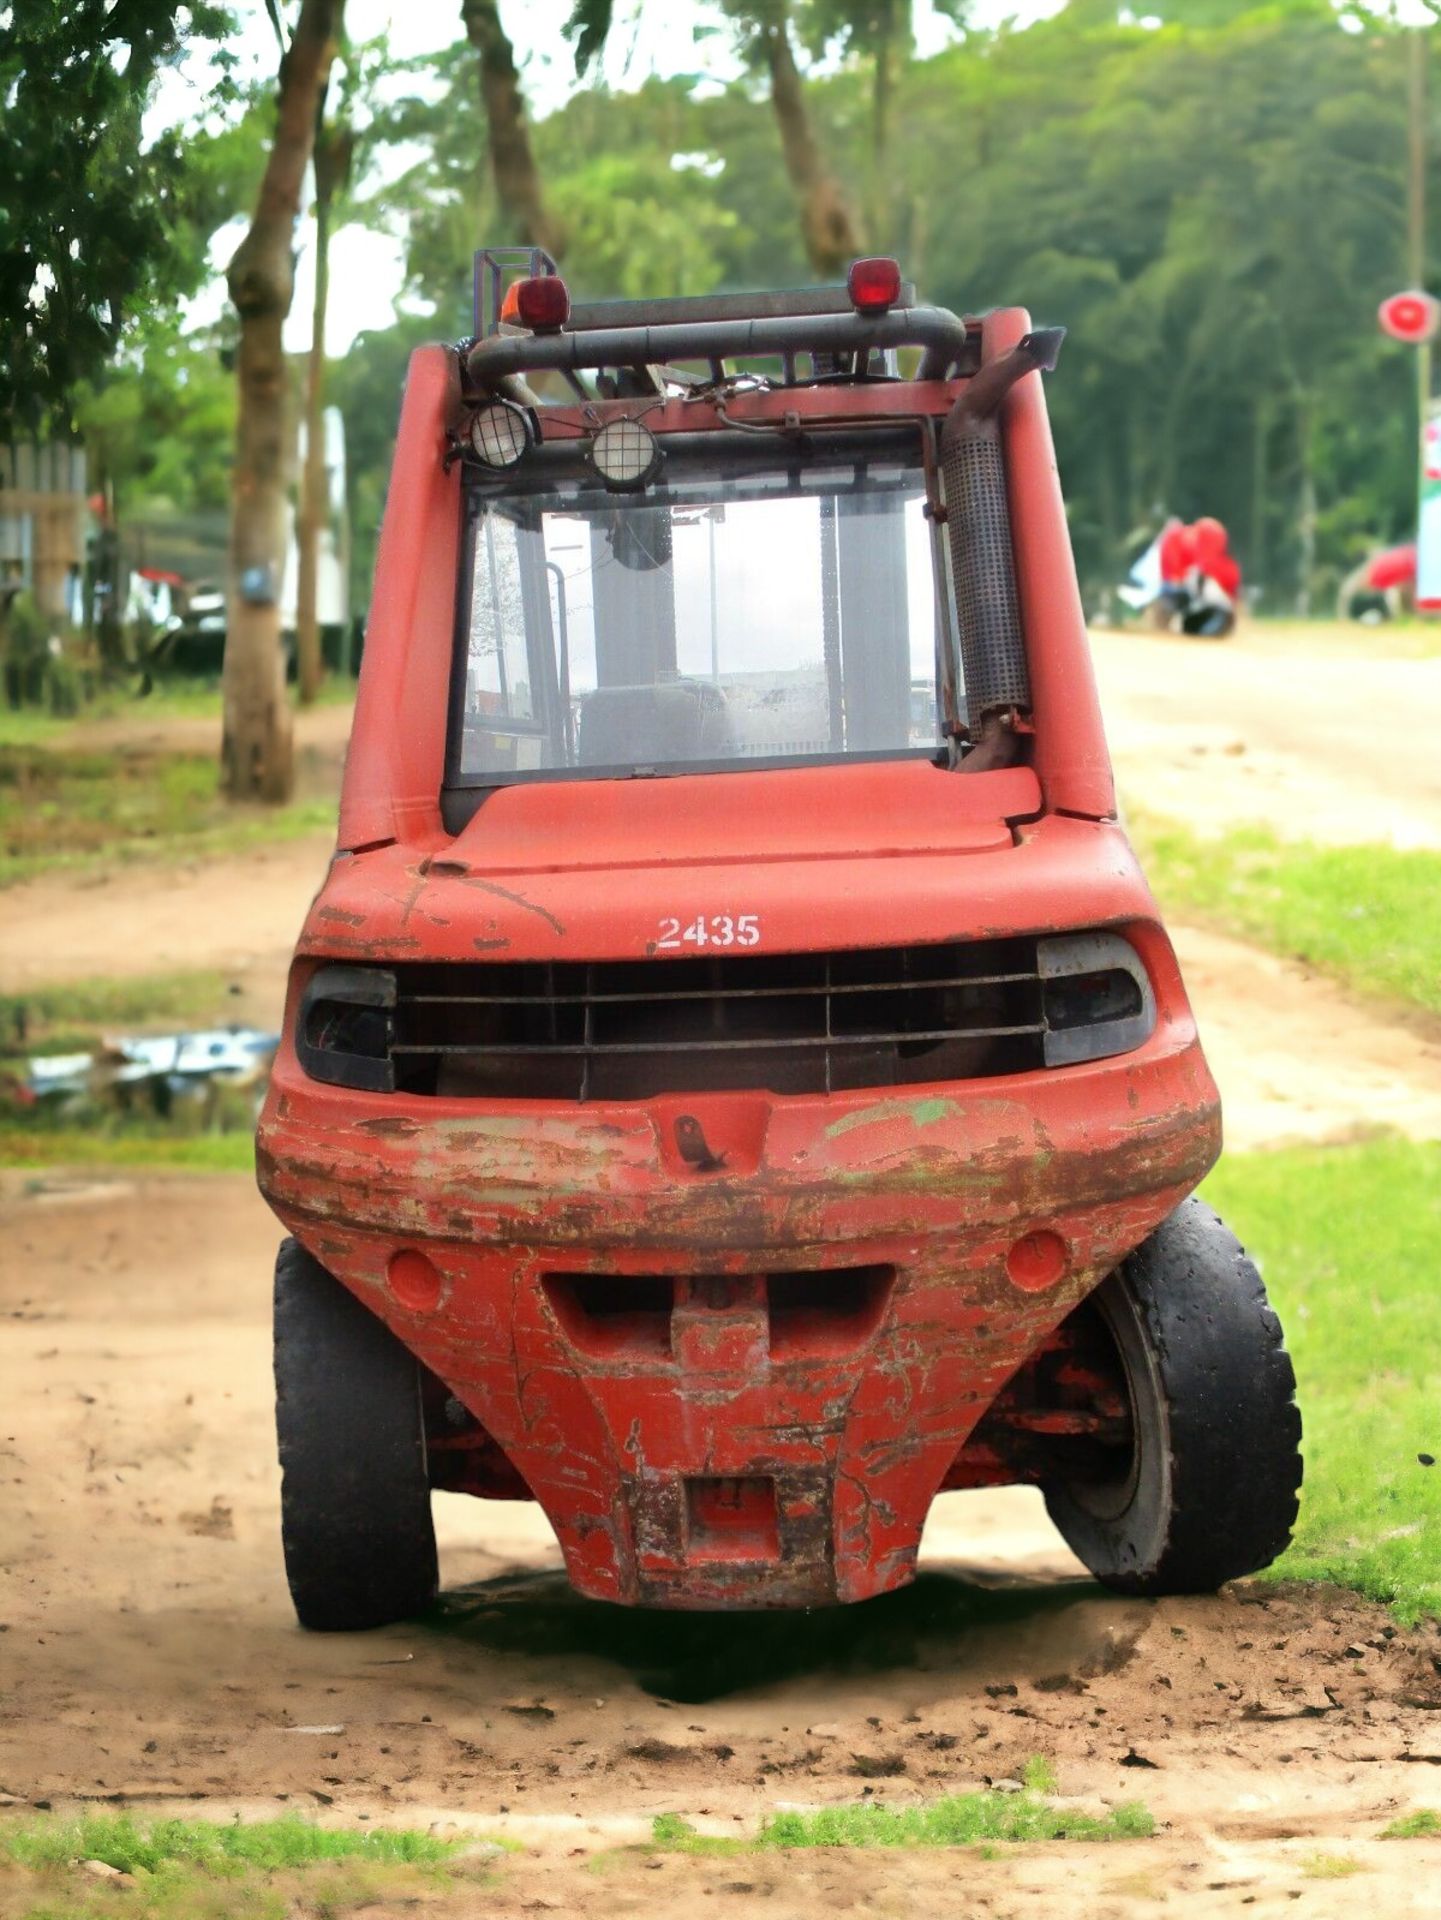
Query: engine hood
297,765,1160,971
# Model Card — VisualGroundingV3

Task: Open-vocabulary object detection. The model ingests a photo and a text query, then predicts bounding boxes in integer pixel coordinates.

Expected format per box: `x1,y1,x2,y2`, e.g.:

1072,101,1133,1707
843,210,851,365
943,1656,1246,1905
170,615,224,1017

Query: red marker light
515,274,570,332
847,256,902,314
1379,289,1440,344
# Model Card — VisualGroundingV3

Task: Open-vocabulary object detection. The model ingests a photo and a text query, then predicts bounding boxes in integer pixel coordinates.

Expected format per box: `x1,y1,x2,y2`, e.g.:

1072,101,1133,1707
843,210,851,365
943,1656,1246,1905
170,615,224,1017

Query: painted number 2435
656,914,761,950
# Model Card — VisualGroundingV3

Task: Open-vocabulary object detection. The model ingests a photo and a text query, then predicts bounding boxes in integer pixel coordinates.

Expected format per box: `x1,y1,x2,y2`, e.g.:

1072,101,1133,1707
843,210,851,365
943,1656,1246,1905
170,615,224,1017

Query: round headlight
468,400,531,470
590,417,662,492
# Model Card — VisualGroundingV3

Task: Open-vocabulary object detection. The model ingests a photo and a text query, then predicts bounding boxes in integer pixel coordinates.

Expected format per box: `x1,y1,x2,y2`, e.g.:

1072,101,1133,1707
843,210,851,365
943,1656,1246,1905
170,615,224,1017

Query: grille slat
399,971,1037,1007
391,1025,1045,1056
385,939,1047,1100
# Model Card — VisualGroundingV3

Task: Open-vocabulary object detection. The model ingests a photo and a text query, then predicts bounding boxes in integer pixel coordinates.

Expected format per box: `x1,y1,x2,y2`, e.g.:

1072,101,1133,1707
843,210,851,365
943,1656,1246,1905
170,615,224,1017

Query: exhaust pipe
940,327,1064,764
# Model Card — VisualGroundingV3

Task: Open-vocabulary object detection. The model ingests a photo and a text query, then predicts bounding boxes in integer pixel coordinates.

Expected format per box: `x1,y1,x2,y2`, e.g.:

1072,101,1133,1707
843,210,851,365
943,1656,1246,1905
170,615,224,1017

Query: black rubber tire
1042,1197,1301,1596
274,1237,439,1630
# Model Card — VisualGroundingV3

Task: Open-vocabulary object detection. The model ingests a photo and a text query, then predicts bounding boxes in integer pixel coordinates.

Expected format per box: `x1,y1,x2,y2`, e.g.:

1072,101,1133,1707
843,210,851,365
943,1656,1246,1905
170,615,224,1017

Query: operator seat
576,680,735,767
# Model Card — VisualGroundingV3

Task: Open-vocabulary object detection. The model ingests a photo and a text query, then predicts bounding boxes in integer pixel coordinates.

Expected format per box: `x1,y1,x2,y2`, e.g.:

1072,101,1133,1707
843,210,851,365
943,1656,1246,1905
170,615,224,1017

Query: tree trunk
866,2,900,247
1250,397,1270,600
1295,401,1316,617
462,0,560,258
224,0,344,801
758,8,862,278
297,111,352,705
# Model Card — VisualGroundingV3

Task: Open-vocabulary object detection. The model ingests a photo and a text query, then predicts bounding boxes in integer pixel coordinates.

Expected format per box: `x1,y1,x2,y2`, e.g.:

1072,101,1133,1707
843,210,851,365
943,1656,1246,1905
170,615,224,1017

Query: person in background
1183,517,1241,636
1155,517,1197,626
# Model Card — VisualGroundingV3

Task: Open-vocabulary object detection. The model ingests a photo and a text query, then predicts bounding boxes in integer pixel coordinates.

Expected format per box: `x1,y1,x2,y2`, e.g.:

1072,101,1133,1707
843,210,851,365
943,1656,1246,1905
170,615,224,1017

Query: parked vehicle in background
1339,542,1415,623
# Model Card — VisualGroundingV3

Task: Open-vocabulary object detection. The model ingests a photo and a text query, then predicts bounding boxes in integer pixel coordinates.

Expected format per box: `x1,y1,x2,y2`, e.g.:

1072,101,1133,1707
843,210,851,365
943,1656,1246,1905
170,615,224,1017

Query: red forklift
258,252,1301,1627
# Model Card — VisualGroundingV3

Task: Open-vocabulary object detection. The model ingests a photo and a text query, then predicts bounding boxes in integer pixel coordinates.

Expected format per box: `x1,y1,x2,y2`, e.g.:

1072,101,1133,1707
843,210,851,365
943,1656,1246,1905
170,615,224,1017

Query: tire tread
274,1237,439,1631
1045,1196,1302,1596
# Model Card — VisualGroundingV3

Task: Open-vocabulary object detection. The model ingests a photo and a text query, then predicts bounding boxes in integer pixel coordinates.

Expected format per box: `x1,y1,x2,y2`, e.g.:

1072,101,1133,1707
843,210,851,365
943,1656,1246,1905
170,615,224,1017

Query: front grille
386,940,1046,1100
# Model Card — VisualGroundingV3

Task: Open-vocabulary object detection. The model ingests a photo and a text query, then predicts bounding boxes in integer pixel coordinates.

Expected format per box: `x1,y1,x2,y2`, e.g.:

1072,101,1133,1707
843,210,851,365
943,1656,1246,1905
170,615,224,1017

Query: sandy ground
4,1170,1441,1918
3,621,1441,1915
1092,621,1441,850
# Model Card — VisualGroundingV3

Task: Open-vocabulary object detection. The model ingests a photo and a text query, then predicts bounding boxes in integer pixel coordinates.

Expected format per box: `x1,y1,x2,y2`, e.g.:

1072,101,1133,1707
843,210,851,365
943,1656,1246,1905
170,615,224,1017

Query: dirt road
1092,621,1441,850
4,1171,1441,1918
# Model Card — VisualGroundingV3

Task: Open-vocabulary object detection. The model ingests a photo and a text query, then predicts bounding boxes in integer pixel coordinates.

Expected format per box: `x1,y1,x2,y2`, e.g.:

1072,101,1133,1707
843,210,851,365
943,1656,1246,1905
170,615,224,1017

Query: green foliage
0,740,332,887
650,1789,1153,1854
0,0,236,428
907,2,1417,602
1205,1138,1441,1624
0,1813,456,1876
1381,1809,1441,1839
1131,814,1441,1018
11,6,1431,670
0,1122,258,1172
0,1813,479,1920
1299,1850,1364,1879
0,969,233,1061
755,1791,1154,1848
332,2,1427,620
73,322,239,522
0,593,85,714
647,1813,747,1856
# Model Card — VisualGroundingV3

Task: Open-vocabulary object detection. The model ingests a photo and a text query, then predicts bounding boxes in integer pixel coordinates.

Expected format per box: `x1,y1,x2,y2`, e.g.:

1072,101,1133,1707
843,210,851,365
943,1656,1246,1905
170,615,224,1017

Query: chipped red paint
259,314,1222,1609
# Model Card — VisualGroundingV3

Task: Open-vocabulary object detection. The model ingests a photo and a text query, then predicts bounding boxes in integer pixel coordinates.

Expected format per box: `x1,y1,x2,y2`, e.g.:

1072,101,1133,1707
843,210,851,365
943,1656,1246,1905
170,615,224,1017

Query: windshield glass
452,445,952,783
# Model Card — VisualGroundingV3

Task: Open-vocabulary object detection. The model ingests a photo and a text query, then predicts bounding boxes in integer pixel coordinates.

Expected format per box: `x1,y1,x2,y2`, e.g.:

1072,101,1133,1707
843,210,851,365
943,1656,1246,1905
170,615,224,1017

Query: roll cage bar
466,249,976,393
467,303,976,391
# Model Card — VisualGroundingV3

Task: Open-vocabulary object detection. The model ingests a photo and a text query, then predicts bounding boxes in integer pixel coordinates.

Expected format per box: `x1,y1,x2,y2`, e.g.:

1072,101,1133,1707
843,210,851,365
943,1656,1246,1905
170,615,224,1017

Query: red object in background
1378,289,1441,344
1158,519,1196,585
1160,516,1240,598
1367,543,1416,592
1192,516,1241,598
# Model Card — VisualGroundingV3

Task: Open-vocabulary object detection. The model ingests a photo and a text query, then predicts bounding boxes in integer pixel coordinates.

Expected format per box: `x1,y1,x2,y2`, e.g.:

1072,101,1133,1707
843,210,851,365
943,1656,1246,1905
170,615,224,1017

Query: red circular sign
1379,289,1440,343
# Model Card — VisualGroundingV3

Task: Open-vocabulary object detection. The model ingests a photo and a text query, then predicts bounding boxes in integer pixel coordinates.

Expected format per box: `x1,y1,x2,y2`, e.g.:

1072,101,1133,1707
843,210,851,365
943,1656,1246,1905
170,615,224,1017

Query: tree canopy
366,0,1426,603
0,0,236,429
7,0,1435,614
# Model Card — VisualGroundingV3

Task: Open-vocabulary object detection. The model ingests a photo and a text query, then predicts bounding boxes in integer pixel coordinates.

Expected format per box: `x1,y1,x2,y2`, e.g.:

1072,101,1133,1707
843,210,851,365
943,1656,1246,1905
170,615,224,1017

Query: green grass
0,1813,487,1920
649,1785,1153,1857
1380,1809,1441,1839
1130,813,1441,1020
0,1125,257,1171
1,1813,455,1875
0,969,268,1171
1299,1850,1364,1879
1206,1137,1441,1623
0,741,332,888
0,678,354,750
645,1814,747,1859
0,971,235,1061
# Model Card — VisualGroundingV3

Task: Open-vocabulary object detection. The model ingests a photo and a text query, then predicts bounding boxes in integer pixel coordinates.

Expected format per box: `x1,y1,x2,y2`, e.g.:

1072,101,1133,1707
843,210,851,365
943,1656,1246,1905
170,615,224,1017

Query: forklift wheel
274,1238,439,1631
1042,1198,1301,1596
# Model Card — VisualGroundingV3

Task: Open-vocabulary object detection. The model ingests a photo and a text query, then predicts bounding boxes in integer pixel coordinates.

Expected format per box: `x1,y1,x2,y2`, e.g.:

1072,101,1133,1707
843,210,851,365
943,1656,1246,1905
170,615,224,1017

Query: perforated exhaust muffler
940,327,1064,760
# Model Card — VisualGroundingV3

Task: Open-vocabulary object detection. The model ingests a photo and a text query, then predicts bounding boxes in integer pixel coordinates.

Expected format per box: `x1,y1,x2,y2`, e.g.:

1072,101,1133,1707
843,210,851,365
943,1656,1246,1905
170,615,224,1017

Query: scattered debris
178,1497,234,1540
81,1860,129,1882
21,1028,278,1113
503,1701,556,1721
